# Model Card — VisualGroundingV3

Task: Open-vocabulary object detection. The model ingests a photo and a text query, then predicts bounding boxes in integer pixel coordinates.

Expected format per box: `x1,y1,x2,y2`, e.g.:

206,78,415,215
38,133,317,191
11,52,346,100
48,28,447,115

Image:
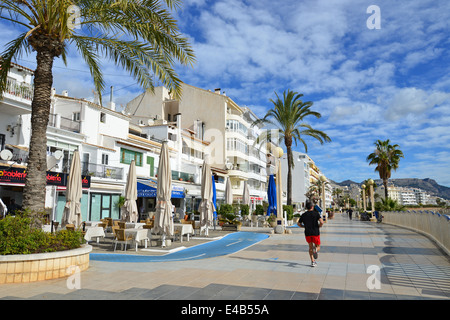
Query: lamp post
362,184,366,212
319,175,327,220
368,178,375,215
274,147,284,228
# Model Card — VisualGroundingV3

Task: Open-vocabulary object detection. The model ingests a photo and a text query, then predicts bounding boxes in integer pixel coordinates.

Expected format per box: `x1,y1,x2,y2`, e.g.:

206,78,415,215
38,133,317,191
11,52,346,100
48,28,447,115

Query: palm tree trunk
383,178,389,200
22,48,55,216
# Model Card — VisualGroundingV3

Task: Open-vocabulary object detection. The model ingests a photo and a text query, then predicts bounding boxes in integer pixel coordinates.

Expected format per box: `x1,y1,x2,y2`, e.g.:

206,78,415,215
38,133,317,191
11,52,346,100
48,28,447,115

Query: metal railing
5,77,33,100
81,162,124,180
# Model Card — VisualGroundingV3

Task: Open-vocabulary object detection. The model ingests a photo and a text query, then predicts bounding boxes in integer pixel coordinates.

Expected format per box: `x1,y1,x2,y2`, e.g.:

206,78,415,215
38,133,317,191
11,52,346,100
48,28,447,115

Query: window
72,112,80,121
120,148,143,166
101,153,109,165
226,137,248,154
100,112,106,123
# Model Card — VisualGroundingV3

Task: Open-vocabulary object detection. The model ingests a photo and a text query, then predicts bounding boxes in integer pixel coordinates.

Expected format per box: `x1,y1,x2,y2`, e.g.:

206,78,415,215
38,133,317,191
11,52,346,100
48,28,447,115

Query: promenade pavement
1,213,449,301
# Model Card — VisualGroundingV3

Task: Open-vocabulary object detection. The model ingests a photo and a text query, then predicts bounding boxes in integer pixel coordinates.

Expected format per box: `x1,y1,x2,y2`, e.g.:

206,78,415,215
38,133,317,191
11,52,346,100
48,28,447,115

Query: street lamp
367,179,375,213
361,184,366,212
319,175,327,220
274,147,284,228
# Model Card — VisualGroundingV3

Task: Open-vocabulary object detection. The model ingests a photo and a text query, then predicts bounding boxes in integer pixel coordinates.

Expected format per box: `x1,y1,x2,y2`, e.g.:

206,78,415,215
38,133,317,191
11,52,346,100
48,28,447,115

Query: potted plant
219,212,242,231
116,196,125,219
268,214,277,227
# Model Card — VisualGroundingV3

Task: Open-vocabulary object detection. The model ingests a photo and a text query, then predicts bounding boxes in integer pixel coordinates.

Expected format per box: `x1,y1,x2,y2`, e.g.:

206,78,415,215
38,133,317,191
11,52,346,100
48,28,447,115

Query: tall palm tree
253,89,331,205
0,0,195,215
366,139,404,200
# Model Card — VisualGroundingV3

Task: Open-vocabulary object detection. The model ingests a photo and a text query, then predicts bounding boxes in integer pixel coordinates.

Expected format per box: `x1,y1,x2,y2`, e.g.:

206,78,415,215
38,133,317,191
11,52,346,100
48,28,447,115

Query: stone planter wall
0,244,92,284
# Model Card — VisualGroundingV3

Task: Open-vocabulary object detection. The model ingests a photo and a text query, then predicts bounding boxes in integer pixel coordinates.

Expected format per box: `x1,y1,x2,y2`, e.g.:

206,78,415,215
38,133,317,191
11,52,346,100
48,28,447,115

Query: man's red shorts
305,235,320,246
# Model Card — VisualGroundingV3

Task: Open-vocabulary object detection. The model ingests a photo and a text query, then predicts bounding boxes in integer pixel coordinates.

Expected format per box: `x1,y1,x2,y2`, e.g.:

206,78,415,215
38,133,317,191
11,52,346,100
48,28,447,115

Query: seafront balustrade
382,209,450,255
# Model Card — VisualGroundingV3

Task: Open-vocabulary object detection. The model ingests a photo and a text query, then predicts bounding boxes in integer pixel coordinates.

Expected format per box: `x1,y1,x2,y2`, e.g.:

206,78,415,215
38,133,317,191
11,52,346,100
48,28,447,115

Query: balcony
48,113,80,133
1,77,33,115
81,162,124,180
4,77,33,101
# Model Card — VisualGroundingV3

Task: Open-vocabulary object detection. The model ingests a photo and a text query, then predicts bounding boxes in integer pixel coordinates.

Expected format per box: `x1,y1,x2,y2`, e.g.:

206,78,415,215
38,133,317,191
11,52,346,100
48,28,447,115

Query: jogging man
298,201,324,267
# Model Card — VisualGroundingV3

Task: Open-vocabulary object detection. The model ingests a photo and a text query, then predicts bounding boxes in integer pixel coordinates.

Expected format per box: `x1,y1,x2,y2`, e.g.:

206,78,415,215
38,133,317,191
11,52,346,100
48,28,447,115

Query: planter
0,244,92,284
221,223,241,231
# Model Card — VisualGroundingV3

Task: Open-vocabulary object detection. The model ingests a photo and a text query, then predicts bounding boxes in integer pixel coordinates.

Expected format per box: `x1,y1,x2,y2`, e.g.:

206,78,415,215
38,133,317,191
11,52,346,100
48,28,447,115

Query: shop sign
0,166,90,188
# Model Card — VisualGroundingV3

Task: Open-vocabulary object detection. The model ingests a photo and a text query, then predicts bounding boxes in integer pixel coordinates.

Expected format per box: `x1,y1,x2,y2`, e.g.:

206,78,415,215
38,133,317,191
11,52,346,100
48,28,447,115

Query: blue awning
137,179,185,198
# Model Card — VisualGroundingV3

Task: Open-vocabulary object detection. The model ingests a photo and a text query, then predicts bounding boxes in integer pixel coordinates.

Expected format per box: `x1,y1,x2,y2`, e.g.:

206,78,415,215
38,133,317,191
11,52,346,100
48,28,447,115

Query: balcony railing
48,113,80,133
81,162,124,180
5,77,33,100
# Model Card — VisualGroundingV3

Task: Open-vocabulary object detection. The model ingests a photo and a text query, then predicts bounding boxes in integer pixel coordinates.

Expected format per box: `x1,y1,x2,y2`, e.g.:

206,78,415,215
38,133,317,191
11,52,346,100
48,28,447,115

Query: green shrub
239,204,249,216
254,204,264,215
0,214,84,255
218,204,234,216
283,205,294,221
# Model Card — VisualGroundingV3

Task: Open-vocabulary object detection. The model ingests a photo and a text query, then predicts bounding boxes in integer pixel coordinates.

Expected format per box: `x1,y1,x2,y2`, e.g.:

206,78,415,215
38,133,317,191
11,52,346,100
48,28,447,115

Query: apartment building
0,63,204,222
280,151,332,211
381,185,433,206
0,62,34,211
126,83,270,211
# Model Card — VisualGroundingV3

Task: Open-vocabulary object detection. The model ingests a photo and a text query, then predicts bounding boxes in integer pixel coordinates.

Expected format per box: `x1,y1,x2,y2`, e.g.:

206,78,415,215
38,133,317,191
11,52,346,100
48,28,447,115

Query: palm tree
0,0,195,215
253,89,331,205
366,139,404,200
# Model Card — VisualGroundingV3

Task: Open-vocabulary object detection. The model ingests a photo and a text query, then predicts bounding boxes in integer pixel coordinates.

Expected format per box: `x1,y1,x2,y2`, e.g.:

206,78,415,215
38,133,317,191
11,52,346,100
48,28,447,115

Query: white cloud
385,88,450,121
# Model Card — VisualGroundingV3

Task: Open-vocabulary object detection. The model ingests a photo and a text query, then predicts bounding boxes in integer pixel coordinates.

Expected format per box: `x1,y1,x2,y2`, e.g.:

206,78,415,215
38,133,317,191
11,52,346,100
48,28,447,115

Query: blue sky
1,0,450,187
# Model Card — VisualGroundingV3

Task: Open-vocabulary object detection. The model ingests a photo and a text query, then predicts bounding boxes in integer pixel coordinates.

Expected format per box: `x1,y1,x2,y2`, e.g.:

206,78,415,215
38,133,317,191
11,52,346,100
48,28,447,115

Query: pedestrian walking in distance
348,208,353,220
298,201,324,267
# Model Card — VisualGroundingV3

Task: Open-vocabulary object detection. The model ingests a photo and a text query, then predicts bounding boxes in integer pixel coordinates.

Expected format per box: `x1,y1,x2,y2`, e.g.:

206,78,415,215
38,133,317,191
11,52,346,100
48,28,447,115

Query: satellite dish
47,150,63,170
54,150,63,160
0,150,13,161
47,156,58,170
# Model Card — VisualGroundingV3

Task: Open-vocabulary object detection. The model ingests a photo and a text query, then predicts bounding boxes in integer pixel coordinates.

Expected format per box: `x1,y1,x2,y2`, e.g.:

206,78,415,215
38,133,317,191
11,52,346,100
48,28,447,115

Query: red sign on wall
0,166,90,188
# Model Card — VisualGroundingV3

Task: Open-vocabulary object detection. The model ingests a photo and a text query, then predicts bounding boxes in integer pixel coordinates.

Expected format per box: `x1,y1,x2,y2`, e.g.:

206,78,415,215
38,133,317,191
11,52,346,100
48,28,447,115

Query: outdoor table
42,224,61,232
174,223,194,243
84,226,105,243
125,222,146,229
85,221,101,227
125,228,150,250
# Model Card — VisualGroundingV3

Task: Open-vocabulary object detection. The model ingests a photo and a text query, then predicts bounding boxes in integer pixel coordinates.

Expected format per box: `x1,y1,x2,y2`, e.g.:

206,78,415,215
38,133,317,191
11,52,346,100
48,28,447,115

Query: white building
126,84,271,212
0,62,34,211
0,64,202,222
280,151,332,211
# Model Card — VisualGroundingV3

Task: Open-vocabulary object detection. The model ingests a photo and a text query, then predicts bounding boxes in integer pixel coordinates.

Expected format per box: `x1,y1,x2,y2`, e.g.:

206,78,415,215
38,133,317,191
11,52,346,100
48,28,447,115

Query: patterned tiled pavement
1,214,449,301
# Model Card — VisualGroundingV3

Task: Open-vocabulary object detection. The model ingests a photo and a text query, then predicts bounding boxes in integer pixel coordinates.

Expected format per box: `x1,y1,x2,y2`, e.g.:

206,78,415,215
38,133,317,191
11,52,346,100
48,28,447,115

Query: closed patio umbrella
242,180,250,207
62,150,82,227
225,177,233,205
122,160,138,222
153,141,173,247
267,174,277,216
198,158,215,236
212,175,217,220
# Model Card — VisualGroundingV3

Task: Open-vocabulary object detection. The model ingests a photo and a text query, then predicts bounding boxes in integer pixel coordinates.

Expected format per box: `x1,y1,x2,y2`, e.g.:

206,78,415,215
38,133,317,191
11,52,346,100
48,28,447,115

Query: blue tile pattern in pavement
89,231,269,263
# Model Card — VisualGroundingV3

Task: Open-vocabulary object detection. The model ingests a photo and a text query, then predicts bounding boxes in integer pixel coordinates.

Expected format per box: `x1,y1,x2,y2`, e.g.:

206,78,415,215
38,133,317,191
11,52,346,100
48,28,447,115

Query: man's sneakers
311,261,317,267
313,244,318,259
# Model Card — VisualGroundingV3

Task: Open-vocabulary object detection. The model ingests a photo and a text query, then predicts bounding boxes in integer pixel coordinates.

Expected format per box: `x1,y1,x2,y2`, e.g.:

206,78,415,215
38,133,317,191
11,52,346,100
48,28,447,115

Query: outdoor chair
66,224,75,231
113,228,133,251
118,221,126,229
110,225,119,238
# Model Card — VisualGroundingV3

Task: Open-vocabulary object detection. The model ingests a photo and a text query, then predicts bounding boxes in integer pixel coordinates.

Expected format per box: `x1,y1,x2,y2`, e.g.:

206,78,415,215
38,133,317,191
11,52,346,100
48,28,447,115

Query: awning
137,178,184,198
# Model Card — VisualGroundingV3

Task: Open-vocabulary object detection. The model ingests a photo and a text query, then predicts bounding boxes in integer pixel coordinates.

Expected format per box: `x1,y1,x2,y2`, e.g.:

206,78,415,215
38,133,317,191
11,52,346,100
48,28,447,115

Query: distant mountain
333,178,450,200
